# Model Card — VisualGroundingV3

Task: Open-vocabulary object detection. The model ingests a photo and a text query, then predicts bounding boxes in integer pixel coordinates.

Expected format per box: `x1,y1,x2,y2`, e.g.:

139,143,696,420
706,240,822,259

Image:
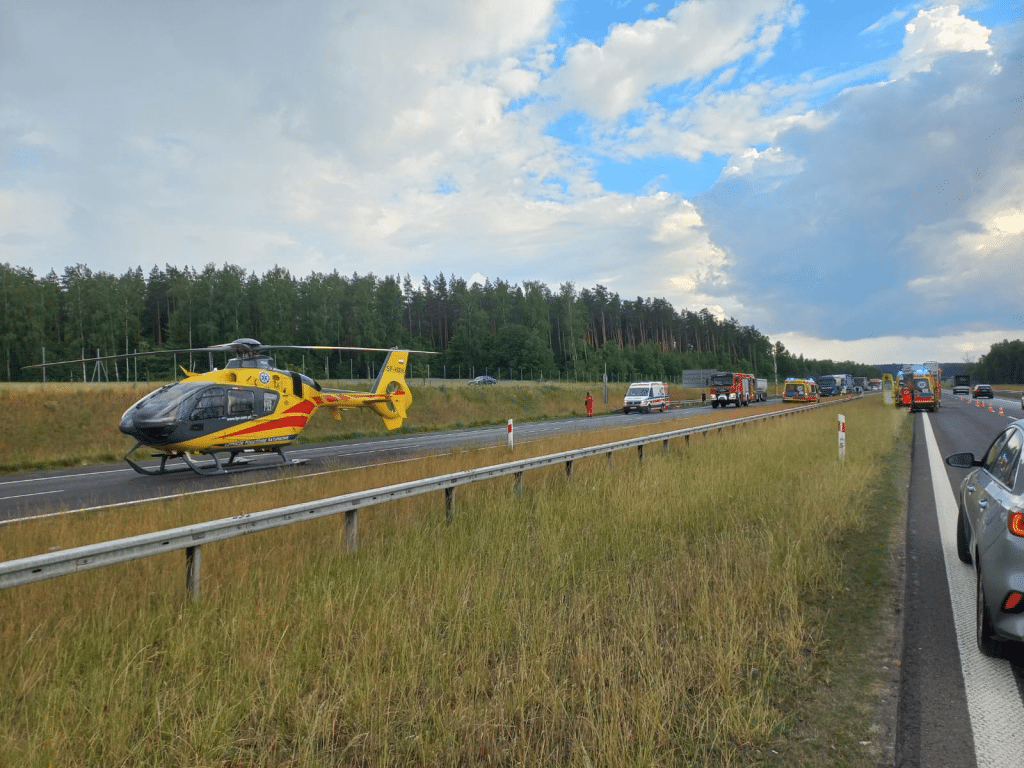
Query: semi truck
708,371,754,408
952,373,971,395
754,378,768,402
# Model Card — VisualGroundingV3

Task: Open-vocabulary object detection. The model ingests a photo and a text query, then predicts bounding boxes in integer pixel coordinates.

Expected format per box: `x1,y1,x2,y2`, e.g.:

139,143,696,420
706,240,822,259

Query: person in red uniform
585,392,593,417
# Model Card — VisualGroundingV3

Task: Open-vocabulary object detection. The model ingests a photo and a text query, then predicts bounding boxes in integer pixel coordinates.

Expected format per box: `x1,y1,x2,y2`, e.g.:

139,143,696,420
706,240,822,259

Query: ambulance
782,378,819,404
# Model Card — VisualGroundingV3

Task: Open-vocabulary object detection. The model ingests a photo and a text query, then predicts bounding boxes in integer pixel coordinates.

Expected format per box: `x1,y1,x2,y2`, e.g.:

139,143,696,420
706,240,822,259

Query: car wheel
956,506,972,565
977,570,1002,657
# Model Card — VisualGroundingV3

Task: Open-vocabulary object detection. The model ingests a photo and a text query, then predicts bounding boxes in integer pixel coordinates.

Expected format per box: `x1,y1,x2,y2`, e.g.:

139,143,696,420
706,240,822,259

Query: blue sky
1,1,1022,364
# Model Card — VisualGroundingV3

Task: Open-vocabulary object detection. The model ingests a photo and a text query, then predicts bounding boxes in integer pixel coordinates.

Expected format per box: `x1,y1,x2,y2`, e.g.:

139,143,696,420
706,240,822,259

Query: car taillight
1003,592,1024,613
1009,511,1024,538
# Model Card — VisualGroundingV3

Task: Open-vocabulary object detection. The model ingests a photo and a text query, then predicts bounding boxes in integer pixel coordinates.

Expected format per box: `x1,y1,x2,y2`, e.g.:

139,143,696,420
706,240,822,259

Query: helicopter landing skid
124,443,307,477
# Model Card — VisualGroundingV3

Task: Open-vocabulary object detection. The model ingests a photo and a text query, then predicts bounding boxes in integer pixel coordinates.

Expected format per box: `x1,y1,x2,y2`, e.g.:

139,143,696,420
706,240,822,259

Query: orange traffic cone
989,403,995,412
999,406,1005,416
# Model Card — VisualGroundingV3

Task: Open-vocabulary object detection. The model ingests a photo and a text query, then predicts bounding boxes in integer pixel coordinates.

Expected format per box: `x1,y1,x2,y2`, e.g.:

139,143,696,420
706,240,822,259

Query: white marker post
838,414,846,460
507,418,514,451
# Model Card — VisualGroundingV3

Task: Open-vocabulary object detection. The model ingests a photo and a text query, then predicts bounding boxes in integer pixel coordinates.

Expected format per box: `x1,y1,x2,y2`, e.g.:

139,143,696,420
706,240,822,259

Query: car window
989,428,1023,489
981,429,1013,471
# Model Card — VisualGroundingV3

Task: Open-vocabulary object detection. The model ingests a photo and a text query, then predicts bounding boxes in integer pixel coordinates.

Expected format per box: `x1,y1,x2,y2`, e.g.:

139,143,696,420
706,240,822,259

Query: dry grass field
0,394,910,766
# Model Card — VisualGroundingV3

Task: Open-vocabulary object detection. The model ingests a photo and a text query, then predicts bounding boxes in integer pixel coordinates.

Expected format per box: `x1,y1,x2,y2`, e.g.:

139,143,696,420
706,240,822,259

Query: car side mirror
945,452,981,468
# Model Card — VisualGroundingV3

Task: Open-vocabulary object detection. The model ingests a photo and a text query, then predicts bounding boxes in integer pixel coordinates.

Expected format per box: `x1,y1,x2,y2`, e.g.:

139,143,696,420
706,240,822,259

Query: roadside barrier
0,397,858,601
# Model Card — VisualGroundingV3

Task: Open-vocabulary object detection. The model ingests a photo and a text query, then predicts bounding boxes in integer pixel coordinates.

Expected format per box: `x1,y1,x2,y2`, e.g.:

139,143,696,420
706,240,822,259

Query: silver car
946,419,1024,656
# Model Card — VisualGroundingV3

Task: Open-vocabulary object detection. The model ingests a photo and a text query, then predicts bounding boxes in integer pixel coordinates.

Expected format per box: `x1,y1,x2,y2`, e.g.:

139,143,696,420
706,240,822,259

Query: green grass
0,398,911,766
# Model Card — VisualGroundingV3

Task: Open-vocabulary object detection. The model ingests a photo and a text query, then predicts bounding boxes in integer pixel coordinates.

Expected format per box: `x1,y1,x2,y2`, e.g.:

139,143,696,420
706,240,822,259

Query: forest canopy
2,261,891,383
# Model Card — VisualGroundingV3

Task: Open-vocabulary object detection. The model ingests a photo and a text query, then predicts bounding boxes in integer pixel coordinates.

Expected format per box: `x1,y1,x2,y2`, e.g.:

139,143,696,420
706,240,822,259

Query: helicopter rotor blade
22,342,437,370
256,345,438,354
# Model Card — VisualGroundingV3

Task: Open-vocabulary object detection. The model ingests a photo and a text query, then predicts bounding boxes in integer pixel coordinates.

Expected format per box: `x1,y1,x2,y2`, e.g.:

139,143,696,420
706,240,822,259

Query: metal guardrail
0,397,854,600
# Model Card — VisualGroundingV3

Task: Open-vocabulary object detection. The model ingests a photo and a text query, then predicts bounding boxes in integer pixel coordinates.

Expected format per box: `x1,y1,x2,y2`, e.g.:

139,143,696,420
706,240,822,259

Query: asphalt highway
0,400,753,525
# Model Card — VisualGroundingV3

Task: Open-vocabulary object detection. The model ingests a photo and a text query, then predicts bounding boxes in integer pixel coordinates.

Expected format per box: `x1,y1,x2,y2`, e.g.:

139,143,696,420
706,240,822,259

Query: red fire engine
708,371,755,408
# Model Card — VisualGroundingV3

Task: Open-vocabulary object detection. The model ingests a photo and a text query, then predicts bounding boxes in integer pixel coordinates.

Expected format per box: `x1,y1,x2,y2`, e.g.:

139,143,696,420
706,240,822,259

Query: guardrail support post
513,472,523,497
565,460,574,479
684,434,690,448
345,509,358,551
663,438,670,454
185,545,201,602
606,451,613,469
445,486,455,521
637,444,645,463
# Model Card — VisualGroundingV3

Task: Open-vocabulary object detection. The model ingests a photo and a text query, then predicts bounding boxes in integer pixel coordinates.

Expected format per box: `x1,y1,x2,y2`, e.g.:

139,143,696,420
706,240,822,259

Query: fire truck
708,371,755,408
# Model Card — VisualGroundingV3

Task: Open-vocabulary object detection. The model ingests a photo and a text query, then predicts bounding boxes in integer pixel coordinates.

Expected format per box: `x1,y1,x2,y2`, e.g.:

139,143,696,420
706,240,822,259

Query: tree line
973,339,1024,385
2,261,884,384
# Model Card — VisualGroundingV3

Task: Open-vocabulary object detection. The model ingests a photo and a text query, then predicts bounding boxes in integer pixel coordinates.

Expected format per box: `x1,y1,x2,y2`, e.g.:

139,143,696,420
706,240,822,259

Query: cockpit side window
228,389,254,416
263,391,279,415
191,387,226,421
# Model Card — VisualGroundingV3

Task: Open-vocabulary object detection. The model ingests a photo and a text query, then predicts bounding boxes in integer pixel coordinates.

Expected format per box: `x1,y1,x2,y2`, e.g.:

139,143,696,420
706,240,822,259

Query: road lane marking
0,490,64,501
923,414,1024,766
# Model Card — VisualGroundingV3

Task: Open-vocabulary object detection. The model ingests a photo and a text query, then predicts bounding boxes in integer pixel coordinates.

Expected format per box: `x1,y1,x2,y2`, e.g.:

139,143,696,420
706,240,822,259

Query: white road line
0,467,132,487
0,452,432,526
923,414,1024,767
0,489,64,501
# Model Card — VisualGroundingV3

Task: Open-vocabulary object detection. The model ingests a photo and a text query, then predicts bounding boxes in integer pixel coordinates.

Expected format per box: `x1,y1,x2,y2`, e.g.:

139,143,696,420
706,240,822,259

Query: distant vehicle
908,373,940,413
833,373,854,394
853,376,868,393
953,374,971,395
623,381,669,413
972,384,994,399
754,378,768,402
868,378,881,391
817,375,837,397
708,371,755,408
946,419,1024,656
468,375,497,385
782,378,819,404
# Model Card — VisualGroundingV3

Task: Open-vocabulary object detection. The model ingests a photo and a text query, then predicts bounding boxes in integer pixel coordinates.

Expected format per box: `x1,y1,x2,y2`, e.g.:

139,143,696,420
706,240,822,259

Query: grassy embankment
0,393,910,766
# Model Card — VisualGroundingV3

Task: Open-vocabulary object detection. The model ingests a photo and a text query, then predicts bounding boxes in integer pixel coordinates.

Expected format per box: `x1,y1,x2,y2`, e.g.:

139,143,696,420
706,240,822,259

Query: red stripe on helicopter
314,393,352,405
224,414,309,437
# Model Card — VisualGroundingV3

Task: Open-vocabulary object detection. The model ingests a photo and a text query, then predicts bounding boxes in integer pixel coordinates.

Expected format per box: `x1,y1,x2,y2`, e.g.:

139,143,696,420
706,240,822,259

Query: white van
622,381,670,414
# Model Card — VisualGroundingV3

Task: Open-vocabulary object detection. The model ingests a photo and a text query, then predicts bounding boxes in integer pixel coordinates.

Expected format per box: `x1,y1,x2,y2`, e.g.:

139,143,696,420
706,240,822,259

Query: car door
976,427,1024,558
966,429,1011,548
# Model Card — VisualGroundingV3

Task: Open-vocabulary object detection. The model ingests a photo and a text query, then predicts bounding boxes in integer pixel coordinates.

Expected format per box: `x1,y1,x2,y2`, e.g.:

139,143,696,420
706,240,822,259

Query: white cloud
991,210,1024,235
892,5,992,78
863,8,910,35
695,15,1021,344
545,0,801,121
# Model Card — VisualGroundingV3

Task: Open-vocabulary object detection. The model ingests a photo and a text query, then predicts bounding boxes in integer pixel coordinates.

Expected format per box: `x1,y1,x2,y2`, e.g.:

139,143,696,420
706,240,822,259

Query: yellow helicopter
25,339,432,476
